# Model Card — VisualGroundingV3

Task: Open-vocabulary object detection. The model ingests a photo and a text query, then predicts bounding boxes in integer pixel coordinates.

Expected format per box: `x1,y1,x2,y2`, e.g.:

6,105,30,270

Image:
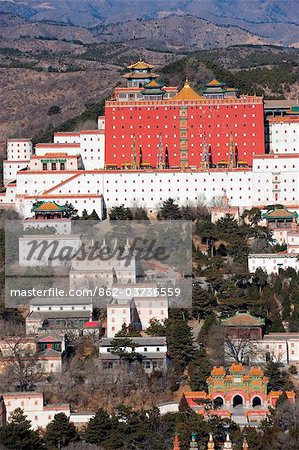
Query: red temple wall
105,100,265,167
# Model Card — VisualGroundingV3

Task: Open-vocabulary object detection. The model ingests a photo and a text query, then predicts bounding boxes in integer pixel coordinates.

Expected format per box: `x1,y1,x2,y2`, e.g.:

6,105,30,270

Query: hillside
93,15,274,51
0,0,298,44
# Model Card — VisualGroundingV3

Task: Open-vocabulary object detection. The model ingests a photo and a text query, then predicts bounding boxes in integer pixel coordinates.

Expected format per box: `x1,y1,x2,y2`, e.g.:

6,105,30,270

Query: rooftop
127,60,154,70
123,72,159,79
32,201,65,212
28,311,91,320
221,311,265,327
100,337,166,346
172,80,203,101
263,208,298,220
206,79,225,87
30,297,93,306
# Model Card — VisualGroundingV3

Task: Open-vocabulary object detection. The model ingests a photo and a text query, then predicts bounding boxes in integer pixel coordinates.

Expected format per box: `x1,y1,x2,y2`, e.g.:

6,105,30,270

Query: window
51,162,56,171
60,162,65,170
42,163,47,171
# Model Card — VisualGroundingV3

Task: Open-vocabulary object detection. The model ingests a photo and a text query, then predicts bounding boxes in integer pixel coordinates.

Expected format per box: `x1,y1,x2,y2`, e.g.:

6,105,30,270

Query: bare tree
0,339,44,391
224,331,252,365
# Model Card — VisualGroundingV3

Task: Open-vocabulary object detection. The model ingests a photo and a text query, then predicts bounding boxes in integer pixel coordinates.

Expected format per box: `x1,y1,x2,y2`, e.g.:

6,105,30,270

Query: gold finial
207,434,215,450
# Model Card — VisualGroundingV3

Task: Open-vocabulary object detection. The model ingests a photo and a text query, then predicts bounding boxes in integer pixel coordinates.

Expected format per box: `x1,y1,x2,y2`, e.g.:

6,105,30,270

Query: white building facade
269,116,299,155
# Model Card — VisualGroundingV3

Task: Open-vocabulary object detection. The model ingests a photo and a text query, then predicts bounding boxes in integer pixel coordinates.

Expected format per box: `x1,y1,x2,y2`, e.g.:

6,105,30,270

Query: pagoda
189,432,199,449
141,80,166,100
123,60,158,88
173,433,180,450
202,79,238,99
223,433,233,450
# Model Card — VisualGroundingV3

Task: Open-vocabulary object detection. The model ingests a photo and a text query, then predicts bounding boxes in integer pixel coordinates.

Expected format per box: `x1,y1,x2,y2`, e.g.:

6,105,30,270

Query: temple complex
105,59,265,168
180,364,295,426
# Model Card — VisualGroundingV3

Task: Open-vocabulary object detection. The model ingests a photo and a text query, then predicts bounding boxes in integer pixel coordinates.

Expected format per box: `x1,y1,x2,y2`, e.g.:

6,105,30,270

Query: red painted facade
104,98,265,168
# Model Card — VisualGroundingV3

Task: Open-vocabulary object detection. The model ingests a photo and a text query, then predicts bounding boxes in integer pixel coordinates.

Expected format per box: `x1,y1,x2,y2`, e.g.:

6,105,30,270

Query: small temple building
263,207,298,230
31,201,65,220
221,311,265,340
23,201,72,235
201,79,238,99
262,207,298,245
180,364,295,426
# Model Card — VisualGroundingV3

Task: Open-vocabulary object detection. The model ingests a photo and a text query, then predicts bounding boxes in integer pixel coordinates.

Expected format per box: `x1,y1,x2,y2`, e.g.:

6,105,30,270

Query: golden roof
211,366,226,377
172,80,203,101
34,202,63,212
123,72,159,79
249,367,264,377
127,60,154,70
230,363,244,373
207,79,222,86
146,80,160,87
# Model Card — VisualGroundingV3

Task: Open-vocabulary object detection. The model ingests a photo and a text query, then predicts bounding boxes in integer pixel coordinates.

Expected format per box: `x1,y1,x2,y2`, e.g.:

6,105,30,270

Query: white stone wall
287,231,299,254
3,161,29,186
269,119,299,154
2,393,70,430
6,139,32,162
252,155,299,207
248,254,299,274
79,131,105,170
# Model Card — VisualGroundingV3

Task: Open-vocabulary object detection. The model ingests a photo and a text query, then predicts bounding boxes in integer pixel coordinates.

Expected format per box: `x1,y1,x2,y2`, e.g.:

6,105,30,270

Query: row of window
42,162,65,171
111,105,257,112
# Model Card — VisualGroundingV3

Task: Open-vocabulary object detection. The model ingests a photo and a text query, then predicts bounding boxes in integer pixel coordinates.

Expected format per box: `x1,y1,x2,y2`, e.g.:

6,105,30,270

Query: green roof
32,201,65,213
263,208,297,220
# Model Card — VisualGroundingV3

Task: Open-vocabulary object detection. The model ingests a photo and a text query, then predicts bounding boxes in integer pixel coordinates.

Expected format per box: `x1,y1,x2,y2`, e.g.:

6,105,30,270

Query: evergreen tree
269,316,285,332
192,286,217,320
109,205,132,220
189,349,212,391
89,209,100,220
44,413,79,448
157,198,181,220
264,361,293,392
165,318,194,366
132,206,149,220
0,408,44,450
146,318,166,336
62,201,79,219
81,208,89,220
242,207,262,226
84,409,112,444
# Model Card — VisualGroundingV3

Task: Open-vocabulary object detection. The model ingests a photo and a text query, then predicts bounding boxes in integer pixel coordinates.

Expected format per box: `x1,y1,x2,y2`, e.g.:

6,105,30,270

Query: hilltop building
26,297,93,335
262,206,298,244
0,59,297,221
105,61,265,169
